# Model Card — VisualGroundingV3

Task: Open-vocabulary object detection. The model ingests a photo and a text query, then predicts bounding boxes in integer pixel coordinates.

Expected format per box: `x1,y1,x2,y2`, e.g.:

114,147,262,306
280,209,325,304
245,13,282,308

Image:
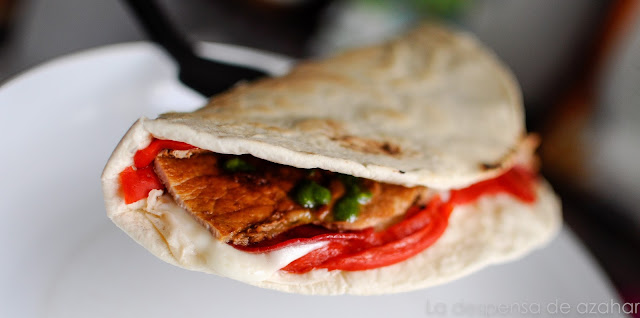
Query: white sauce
437,190,451,202
144,190,326,282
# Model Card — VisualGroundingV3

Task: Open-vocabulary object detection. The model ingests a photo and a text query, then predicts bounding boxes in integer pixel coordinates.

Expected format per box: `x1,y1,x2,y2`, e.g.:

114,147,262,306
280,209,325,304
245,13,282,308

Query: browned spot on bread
293,118,346,136
480,162,502,171
332,135,404,157
381,142,402,155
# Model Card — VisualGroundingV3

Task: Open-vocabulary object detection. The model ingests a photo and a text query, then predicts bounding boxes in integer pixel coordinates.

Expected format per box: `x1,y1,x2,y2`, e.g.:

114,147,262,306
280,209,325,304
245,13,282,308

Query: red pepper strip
449,166,536,205
134,139,195,168
495,166,536,203
281,197,450,273
119,139,197,204
373,203,438,244
235,202,442,253
322,201,453,271
119,166,164,204
281,241,361,273
233,227,376,253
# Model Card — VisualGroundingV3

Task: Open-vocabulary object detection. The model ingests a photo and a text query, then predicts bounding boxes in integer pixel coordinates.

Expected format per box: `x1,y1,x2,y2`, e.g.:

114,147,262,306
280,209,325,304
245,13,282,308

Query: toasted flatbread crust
101,24,561,295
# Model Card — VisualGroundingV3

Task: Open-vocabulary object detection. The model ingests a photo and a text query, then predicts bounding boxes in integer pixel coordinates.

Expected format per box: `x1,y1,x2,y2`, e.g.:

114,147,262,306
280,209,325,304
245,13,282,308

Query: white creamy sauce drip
144,190,326,282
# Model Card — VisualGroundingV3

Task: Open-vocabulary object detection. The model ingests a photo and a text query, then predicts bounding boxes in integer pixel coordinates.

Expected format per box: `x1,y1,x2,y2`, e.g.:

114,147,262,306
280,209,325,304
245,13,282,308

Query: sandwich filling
119,139,537,274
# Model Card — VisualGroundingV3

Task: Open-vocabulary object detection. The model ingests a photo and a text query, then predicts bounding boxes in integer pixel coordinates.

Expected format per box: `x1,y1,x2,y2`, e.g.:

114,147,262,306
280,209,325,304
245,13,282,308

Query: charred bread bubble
101,24,561,295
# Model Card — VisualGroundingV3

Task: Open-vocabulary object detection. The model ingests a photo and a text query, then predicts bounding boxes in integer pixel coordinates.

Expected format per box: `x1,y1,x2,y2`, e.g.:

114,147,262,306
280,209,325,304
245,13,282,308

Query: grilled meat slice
323,179,426,231
154,150,308,245
154,150,428,245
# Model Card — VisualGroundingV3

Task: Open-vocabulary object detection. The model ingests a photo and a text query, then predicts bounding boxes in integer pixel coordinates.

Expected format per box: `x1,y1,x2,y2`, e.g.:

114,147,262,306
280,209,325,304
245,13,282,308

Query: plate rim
0,41,296,95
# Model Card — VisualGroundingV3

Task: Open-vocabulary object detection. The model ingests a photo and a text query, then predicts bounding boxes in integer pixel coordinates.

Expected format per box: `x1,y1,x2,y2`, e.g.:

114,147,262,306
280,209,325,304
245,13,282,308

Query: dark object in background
124,0,269,97
123,0,335,96
159,0,335,58
216,0,335,57
0,0,19,45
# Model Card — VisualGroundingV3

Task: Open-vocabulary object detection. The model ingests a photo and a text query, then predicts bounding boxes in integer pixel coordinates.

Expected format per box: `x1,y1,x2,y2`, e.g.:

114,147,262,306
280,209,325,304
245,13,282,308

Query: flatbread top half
139,24,523,190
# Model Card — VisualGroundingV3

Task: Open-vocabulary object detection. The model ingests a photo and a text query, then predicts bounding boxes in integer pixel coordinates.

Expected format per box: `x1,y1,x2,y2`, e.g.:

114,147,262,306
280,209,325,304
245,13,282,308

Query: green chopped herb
331,174,373,221
295,181,331,209
333,197,360,222
223,157,255,172
312,184,331,205
355,190,372,204
296,182,317,208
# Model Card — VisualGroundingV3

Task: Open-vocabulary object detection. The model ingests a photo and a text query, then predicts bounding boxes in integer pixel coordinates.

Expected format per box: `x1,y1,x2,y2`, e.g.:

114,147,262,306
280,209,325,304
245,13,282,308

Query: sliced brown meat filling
154,150,430,246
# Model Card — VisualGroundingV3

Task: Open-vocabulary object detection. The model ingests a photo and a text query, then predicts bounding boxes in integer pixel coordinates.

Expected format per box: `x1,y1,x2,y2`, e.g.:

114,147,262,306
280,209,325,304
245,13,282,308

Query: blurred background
0,0,638,312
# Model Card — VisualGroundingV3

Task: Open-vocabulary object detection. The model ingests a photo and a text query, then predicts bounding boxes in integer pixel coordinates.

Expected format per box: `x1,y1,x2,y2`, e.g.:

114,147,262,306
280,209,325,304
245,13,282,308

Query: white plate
0,43,624,318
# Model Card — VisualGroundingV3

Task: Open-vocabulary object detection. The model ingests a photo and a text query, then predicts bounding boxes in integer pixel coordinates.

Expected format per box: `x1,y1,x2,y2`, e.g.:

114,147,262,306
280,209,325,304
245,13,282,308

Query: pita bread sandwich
101,24,561,295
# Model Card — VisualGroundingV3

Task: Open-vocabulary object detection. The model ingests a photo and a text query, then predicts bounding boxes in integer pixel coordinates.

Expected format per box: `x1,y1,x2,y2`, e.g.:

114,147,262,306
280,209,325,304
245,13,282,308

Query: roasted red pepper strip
321,202,452,271
119,166,164,204
134,139,195,168
282,197,452,273
233,228,376,253
120,138,196,204
449,166,536,205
